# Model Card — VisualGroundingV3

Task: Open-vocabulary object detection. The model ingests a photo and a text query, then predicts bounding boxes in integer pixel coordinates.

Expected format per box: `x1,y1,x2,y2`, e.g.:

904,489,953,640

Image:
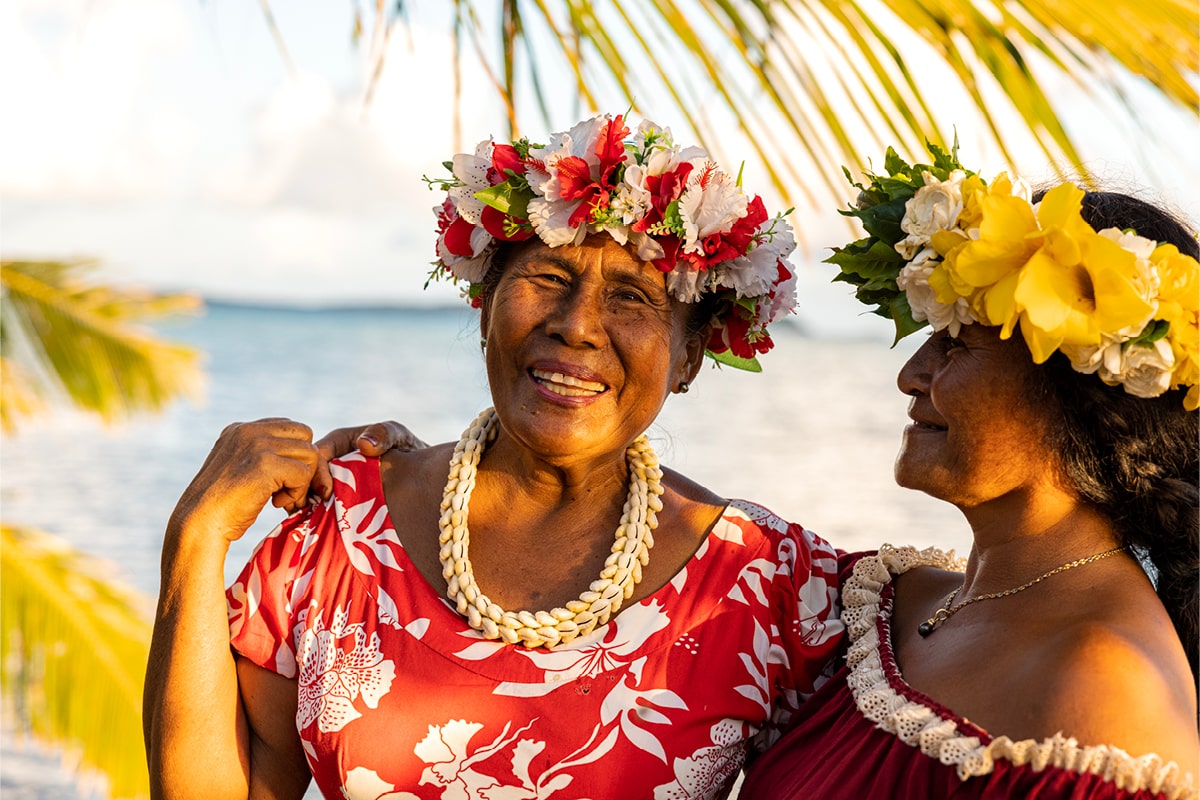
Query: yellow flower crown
829,144,1199,410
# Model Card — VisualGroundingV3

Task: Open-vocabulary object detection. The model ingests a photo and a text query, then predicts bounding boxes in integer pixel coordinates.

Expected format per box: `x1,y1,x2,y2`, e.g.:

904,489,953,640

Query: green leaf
1130,318,1171,345
889,293,928,344
474,181,530,218
707,349,763,372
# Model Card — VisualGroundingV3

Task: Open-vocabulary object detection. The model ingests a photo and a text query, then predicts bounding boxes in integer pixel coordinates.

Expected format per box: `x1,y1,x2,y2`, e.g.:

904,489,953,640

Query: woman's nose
897,339,933,396
545,286,606,348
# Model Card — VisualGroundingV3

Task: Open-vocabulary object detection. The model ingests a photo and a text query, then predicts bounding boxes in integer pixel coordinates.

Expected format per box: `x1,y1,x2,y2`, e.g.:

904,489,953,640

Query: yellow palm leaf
335,0,1196,210
0,260,204,432
1,524,152,799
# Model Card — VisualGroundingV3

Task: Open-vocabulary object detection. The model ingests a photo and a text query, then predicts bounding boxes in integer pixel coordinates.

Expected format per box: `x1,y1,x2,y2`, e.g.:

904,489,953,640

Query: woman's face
894,325,1065,508
481,237,705,465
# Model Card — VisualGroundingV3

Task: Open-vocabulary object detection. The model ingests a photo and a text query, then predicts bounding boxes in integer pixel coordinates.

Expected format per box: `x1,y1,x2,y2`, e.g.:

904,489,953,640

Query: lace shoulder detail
843,544,1198,800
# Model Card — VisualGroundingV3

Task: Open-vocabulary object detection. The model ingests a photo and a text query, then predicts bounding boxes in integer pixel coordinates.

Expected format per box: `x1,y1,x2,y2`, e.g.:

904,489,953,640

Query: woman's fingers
171,419,321,543
314,421,430,460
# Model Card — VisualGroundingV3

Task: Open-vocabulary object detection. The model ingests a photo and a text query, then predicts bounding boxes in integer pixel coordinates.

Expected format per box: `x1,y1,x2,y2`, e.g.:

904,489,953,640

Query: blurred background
1,0,1196,796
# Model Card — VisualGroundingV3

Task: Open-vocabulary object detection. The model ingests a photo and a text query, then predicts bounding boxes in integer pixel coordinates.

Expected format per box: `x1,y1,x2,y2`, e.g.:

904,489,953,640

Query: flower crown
426,112,799,370
828,143,1199,410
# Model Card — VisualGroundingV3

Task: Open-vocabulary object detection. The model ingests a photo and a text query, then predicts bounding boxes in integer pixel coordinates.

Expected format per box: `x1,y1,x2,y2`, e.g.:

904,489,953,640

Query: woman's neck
482,428,633,509
956,488,1122,598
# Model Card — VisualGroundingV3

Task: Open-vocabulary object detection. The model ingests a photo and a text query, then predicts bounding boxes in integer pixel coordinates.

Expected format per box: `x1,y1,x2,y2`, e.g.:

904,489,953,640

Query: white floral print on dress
653,719,747,800
296,603,397,733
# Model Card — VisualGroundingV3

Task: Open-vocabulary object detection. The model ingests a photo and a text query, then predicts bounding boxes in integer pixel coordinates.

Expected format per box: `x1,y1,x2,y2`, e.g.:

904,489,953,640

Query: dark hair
1031,189,1199,681
478,241,720,339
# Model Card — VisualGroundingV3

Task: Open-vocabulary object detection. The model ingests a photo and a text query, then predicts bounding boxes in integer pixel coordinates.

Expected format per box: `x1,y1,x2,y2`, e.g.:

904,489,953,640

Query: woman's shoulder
839,546,1198,798
1026,609,1199,769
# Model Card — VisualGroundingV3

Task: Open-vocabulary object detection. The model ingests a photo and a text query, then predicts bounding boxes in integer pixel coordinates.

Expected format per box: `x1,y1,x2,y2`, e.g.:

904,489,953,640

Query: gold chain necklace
917,545,1128,637
438,407,663,649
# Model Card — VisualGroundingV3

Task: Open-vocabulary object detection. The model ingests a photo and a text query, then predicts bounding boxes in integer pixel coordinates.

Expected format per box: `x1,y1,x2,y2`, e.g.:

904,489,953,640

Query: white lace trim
844,544,1198,800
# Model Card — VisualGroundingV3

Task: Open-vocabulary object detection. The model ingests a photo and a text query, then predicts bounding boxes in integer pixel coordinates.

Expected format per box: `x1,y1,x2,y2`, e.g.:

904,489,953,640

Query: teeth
531,369,606,396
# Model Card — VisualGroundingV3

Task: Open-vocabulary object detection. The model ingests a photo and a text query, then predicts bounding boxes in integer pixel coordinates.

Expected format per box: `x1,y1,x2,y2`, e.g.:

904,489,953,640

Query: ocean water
0,302,969,797
2,302,969,598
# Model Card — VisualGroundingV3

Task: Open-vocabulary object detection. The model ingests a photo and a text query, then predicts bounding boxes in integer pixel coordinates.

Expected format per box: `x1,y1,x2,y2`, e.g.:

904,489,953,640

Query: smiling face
894,326,1069,509
479,237,707,466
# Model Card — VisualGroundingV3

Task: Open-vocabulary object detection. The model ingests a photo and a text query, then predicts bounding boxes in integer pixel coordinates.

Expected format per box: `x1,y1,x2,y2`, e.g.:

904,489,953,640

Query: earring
480,336,487,349
677,381,690,394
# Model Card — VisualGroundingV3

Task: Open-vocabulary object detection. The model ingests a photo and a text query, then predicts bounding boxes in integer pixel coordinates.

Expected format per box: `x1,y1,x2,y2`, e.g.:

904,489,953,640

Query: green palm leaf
348,0,1196,208
1,524,152,799
0,260,203,432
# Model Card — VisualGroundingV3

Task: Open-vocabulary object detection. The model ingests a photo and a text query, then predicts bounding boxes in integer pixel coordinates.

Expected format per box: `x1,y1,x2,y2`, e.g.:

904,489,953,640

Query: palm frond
344,0,1196,211
0,260,204,432
1,524,152,799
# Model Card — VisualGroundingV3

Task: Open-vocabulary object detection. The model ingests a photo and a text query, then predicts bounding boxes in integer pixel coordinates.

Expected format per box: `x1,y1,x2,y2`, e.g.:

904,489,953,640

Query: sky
2,0,1198,337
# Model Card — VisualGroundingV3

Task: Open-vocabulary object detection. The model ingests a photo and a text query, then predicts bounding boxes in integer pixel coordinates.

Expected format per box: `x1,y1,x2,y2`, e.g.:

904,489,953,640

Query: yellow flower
943,184,1155,363
938,193,1039,325
957,173,992,229
1149,243,1199,407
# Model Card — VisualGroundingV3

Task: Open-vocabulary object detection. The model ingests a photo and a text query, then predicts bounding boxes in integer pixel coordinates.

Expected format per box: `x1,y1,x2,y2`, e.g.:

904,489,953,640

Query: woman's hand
148,418,322,800
169,418,322,544
289,421,429,513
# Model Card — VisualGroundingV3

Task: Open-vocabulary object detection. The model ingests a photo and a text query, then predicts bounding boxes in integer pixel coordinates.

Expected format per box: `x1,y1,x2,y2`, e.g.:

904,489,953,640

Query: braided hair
1032,190,1199,682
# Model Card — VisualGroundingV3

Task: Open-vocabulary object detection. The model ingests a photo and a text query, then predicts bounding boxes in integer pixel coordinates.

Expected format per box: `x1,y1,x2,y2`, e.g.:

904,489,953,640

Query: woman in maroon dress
739,154,1199,798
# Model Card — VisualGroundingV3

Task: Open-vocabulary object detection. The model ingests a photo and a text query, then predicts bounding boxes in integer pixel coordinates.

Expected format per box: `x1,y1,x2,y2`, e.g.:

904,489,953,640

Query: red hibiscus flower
707,309,774,359
553,115,630,229
437,198,481,259
490,144,524,181
480,205,534,242
477,143,535,242
632,163,693,235
684,196,769,271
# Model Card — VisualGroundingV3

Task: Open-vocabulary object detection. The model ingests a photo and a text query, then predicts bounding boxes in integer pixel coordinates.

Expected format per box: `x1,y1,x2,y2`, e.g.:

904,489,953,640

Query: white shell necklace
438,407,663,648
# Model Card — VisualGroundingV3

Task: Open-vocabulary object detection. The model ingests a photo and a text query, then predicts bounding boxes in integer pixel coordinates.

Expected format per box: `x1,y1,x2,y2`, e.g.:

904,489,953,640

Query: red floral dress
226,453,843,799
739,546,1198,800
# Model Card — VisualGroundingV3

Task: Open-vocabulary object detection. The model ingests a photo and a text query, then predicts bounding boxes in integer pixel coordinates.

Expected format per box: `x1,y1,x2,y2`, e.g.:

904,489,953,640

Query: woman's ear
675,324,711,392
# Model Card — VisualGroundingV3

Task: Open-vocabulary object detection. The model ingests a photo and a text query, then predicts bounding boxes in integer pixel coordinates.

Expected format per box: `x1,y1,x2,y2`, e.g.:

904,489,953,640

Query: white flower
527,197,588,247
897,260,974,335
448,139,495,226
526,114,610,202
610,181,650,226
726,215,797,306
666,264,717,304
896,169,966,260
1099,227,1161,336
678,165,747,253
1108,338,1175,398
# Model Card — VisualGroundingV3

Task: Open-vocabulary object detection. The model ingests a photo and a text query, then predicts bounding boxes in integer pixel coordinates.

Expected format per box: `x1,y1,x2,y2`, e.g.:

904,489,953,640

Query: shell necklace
438,407,663,648
918,545,1128,636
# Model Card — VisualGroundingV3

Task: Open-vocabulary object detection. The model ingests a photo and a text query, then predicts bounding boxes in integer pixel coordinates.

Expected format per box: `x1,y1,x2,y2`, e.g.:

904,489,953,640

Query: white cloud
0,0,197,202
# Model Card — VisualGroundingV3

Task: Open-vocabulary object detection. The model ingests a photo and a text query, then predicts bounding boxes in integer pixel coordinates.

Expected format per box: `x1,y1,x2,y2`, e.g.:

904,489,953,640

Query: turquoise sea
3,303,969,599
0,302,969,797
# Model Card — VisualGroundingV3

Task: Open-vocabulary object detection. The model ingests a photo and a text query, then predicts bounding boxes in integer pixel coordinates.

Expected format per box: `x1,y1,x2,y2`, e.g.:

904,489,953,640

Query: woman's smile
529,366,609,400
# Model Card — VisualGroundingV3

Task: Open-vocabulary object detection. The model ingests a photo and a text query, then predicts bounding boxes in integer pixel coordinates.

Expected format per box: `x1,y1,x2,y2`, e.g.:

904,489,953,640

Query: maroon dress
740,546,1197,800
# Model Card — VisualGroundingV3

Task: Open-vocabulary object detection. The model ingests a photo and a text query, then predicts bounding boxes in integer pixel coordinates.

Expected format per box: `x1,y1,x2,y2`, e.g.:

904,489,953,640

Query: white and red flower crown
427,113,799,370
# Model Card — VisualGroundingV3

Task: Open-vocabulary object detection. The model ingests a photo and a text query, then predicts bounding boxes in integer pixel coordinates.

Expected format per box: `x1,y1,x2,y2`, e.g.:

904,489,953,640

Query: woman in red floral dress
143,113,844,800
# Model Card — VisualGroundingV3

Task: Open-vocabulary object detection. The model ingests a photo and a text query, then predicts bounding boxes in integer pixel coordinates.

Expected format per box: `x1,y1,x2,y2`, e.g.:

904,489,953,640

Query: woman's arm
143,419,321,800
